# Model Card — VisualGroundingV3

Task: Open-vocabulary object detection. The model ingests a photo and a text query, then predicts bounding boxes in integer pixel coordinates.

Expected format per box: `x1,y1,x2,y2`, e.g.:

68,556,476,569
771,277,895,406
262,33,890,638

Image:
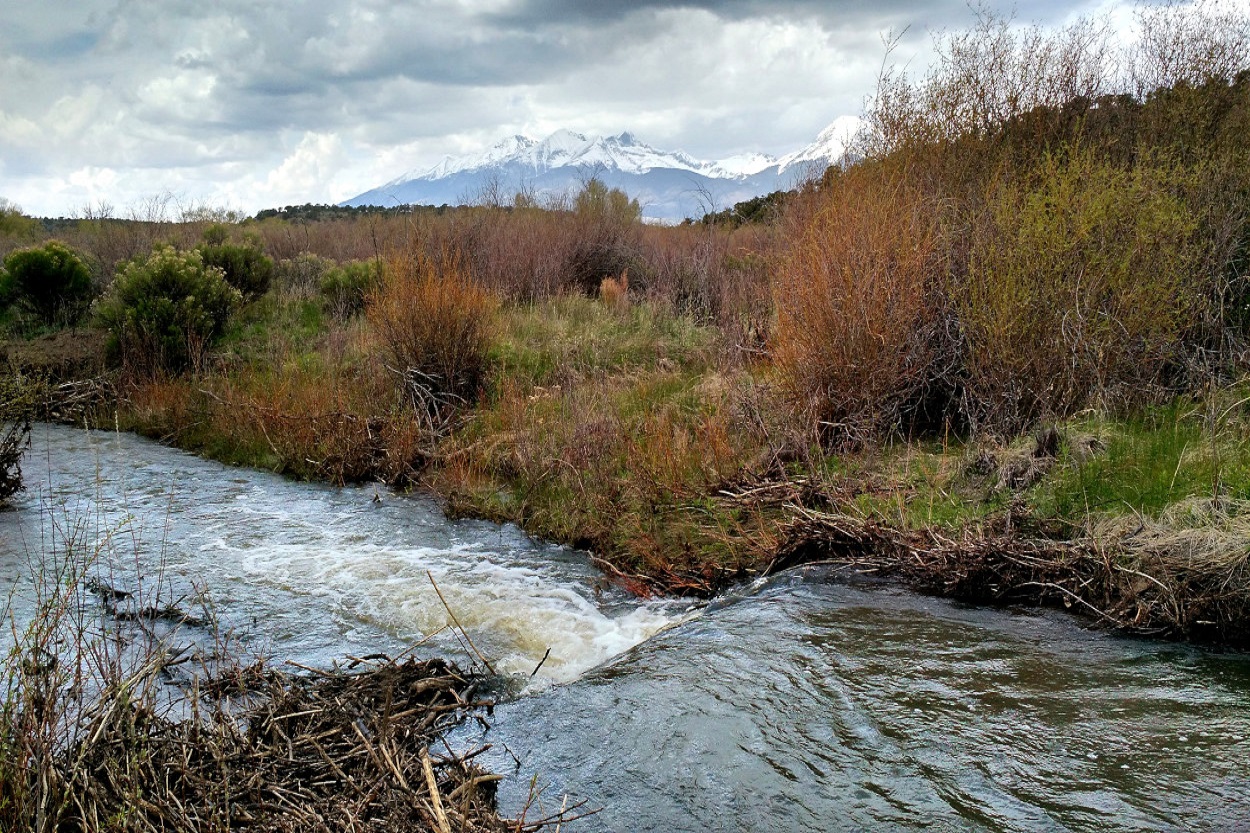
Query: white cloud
0,0,1190,217
0,110,42,148
261,132,348,200
67,166,119,189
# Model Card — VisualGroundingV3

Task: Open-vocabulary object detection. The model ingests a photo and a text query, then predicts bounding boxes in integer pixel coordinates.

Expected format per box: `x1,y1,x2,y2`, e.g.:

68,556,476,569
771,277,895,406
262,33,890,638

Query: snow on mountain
344,121,856,222
399,130,710,181
704,152,779,178
777,115,861,173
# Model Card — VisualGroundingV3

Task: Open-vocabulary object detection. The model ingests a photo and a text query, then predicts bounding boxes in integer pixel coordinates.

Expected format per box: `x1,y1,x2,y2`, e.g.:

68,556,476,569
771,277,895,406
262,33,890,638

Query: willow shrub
1,240,94,327
321,259,383,320
97,245,241,377
772,165,946,443
366,249,497,415
960,150,1204,433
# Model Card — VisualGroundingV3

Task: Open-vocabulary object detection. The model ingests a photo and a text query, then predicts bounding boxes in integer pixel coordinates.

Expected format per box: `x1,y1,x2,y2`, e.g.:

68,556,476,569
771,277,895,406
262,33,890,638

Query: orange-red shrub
772,166,945,442
366,248,498,412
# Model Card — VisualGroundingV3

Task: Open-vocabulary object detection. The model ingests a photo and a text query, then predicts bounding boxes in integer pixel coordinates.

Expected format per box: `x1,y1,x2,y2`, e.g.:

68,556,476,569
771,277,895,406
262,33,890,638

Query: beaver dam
4,424,1250,832
7,652,579,831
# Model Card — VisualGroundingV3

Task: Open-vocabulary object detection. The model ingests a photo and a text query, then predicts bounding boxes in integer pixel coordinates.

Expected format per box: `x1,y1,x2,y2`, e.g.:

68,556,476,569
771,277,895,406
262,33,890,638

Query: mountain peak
403,129,716,179
777,115,860,173
346,119,855,222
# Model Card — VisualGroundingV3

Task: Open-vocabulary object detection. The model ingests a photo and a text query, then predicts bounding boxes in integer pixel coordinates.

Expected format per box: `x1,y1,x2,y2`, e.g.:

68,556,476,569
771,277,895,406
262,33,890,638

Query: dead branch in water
427,570,498,676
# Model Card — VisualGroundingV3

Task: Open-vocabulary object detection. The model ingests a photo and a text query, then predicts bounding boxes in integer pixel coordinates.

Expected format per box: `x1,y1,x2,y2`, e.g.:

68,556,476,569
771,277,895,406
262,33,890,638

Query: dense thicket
775,2,1250,439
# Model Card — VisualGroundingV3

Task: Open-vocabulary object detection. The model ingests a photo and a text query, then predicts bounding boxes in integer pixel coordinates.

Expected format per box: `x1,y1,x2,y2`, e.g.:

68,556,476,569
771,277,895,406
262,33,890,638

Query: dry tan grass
770,491,1250,645
1097,497,1250,580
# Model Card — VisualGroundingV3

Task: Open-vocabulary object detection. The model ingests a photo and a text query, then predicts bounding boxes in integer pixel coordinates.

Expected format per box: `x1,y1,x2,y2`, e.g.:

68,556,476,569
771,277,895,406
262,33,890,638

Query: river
3,424,1248,831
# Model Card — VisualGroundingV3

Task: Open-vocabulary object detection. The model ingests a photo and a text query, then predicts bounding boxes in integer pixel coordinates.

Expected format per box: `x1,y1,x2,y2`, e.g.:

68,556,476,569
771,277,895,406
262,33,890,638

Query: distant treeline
696,190,791,227
253,203,456,222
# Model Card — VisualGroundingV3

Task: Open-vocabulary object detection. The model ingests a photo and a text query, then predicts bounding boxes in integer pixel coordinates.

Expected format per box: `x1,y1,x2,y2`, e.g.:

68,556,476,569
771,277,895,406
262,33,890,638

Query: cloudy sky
0,0,1159,218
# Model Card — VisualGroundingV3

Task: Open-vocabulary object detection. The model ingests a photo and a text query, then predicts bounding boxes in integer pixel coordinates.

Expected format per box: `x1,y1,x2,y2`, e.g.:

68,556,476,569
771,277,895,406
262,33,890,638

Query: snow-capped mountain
390,130,711,182
776,115,861,174
343,120,858,222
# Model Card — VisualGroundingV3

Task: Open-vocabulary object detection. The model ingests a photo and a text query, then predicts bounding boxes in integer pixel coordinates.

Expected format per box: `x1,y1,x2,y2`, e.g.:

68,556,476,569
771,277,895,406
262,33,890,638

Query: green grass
435,335,768,590
799,390,1250,536
1032,396,1250,521
219,293,328,367
0,309,71,341
814,438,1009,530
490,296,719,388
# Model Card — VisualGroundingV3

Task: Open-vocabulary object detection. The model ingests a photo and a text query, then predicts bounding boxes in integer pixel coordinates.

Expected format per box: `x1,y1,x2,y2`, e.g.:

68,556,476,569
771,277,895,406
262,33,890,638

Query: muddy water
4,424,1249,831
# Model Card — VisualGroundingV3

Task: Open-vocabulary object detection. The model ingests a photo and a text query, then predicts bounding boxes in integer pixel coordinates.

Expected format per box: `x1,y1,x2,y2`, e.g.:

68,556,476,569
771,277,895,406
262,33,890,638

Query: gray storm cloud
0,0,1102,216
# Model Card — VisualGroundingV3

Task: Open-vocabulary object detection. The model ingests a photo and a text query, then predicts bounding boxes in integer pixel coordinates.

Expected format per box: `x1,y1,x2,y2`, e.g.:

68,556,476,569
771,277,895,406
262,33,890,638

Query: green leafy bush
320,259,383,319
700,190,789,226
97,245,241,376
197,232,274,299
1,241,94,327
961,150,1203,431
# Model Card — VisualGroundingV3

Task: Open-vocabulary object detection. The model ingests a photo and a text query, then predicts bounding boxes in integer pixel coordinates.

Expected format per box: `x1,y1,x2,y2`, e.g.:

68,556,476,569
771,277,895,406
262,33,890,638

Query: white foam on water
7,425,688,686
237,542,682,683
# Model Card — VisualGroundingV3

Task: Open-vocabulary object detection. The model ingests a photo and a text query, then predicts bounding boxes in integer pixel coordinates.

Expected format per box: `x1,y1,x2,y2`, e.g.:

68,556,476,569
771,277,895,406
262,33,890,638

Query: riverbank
6,438,1247,832
0,425,636,833
4,2,1249,645
8,313,1250,648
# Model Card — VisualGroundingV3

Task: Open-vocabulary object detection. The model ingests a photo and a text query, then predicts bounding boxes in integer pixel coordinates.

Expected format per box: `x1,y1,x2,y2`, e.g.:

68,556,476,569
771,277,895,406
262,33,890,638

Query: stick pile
32,655,567,832
773,503,1250,647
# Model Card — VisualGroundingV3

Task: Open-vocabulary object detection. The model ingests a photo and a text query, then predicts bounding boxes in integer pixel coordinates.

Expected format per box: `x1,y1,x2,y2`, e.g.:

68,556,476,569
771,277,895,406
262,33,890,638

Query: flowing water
460,573,1250,831
4,424,1249,831
0,423,682,682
